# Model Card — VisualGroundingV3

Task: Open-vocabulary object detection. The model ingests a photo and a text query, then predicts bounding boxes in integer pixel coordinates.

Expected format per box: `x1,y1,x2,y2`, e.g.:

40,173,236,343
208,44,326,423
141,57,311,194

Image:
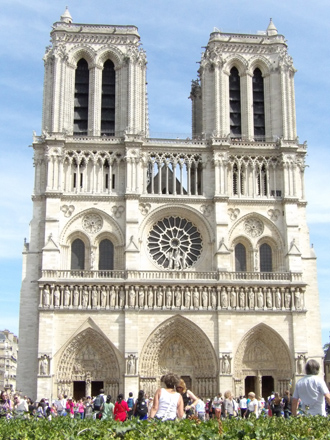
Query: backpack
93,394,104,411
136,399,148,416
127,397,134,409
55,400,64,412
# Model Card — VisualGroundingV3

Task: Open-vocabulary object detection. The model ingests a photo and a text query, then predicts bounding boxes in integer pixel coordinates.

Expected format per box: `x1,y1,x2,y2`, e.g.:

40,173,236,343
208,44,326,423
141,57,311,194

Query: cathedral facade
17,9,322,402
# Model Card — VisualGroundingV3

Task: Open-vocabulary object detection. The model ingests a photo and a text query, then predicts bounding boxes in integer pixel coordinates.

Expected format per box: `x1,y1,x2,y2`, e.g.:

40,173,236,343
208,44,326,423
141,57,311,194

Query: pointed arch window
260,243,272,272
229,67,241,137
99,239,114,270
101,60,116,135
74,59,89,135
253,68,265,139
71,239,85,270
235,243,246,272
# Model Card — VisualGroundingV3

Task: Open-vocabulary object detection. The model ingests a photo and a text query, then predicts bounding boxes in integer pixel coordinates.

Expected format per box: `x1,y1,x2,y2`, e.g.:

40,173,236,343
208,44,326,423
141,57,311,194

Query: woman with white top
150,373,184,421
246,392,258,417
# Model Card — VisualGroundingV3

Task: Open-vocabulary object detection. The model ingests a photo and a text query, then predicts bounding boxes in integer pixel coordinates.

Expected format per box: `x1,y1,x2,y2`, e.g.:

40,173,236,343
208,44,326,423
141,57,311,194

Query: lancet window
229,67,241,137
147,153,203,195
253,68,265,140
235,243,247,272
101,60,116,135
63,150,124,194
260,243,272,272
71,239,85,270
99,239,114,270
74,59,89,135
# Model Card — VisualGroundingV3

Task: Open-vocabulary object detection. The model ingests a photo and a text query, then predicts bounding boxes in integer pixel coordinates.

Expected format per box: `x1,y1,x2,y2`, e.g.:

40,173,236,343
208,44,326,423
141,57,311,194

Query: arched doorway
234,323,293,400
56,327,120,400
139,315,218,399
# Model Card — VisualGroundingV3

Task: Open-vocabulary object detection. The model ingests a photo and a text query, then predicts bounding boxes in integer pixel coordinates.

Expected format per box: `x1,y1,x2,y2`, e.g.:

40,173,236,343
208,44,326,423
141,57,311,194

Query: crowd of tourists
1,360,329,421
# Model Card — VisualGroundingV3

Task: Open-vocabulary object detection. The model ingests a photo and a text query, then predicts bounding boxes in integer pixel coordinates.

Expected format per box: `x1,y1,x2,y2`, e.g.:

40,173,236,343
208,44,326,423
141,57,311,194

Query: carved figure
275,289,281,308
54,287,60,307
166,288,172,307
175,289,181,307
127,355,135,375
139,288,145,307
249,289,254,308
298,355,305,374
202,289,208,308
92,288,98,307
211,289,217,308
257,291,264,308
147,288,153,307
73,288,79,307
266,289,272,308
239,289,245,308
119,289,125,307
64,287,70,307
40,356,48,375
285,290,291,308
129,287,136,307
230,288,236,308
157,289,163,307
43,286,50,307
82,289,89,308
222,355,230,374
109,287,116,307
185,288,191,308
101,287,107,308
295,290,302,309
193,288,199,308
221,289,228,308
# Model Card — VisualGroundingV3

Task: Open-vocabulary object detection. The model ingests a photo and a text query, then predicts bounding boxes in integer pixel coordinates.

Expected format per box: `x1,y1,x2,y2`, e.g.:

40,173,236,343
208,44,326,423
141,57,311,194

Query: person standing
176,379,199,417
282,390,291,418
126,392,135,419
239,395,247,418
114,394,129,422
212,393,223,420
102,395,114,420
150,373,184,420
133,390,148,420
292,359,330,416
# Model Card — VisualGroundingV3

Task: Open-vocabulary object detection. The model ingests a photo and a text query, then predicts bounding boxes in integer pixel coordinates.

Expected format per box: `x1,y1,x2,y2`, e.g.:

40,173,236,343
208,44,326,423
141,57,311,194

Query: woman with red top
114,394,129,422
66,398,75,418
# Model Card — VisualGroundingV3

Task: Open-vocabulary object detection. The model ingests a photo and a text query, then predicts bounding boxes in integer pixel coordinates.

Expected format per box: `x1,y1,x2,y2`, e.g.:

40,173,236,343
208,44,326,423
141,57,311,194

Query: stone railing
41,269,302,282
39,283,305,312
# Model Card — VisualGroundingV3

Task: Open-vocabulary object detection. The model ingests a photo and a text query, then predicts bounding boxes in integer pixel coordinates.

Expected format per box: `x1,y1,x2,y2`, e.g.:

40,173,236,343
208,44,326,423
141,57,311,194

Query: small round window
147,216,202,269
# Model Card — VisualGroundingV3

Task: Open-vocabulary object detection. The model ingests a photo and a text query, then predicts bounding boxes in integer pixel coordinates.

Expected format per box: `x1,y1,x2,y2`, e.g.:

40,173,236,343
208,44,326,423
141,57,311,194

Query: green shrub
1,416,330,439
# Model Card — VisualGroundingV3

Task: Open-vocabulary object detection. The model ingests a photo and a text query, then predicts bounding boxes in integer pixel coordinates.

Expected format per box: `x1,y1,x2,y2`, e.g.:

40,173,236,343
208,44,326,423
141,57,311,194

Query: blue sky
1,0,329,346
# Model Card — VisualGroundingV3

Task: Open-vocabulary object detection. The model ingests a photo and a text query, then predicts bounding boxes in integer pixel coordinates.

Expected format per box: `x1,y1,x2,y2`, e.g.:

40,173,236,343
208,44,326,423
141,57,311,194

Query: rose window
244,217,264,237
147,216,202,269
82,213,103,233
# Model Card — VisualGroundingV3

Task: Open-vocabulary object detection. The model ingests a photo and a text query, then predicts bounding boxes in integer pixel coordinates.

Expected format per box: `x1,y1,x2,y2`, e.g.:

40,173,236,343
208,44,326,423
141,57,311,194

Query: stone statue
73,288,79,307
202,289,208,308
257,291,264,308
275,289,281,308
127,354,135,375
110,286,116,308
119,289,125,308
175,288,181,307
90,250,95,270
147,288,154,307
222,355,230,374
230,288,236,308
101,287,107,308
139,288,145,307
64,287,70,307
211,289,217,308
285,290,291,308
43,286,50,307
193,288,199,308
239,289,245,308
40,355,48,375
92,288,98,307
166,288,172,307
129,287,136,307
82,289,89,308
185,288,191,308
157,289,163,307
266,289,272,308
221,289,228,308
295,290,302,309
54,286,60,307
248,289,254,308
298,354,305,374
